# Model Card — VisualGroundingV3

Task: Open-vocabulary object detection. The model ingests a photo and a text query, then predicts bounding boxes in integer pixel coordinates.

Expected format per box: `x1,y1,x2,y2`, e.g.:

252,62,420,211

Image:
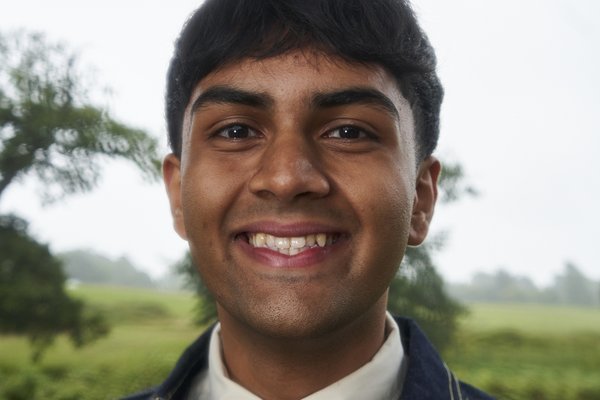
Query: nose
248,133,330,202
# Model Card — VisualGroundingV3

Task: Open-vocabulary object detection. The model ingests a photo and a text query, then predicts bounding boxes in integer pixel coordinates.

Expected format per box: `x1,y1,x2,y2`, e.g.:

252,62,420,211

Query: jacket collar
395,317,461,400
154,324,213,399
151,316,482,400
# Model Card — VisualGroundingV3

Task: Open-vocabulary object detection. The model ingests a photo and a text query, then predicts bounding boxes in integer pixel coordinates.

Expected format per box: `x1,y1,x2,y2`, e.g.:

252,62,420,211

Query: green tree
59,249,155,288
448,268,541,303
175,252,217,327
388,239,465,352
554,262,597,306
176,161,473,352
0,214,109,361
0,31,161,202
0,31,161,360
387,162,472,352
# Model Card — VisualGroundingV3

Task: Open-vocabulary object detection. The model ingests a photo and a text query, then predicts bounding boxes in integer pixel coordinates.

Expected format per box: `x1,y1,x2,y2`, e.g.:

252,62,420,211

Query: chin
223,291,381,341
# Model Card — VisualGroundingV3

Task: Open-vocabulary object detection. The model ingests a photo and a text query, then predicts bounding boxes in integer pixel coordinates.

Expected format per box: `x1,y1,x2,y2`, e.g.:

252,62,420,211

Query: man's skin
164,49,440,400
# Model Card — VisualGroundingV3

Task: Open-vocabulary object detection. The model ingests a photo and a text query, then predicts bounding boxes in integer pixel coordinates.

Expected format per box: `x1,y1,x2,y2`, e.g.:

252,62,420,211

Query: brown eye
217,124,257,139
327,125,369,139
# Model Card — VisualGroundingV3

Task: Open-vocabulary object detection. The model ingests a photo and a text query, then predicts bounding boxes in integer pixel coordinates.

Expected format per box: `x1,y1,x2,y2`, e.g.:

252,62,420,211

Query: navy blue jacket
123,317,493,399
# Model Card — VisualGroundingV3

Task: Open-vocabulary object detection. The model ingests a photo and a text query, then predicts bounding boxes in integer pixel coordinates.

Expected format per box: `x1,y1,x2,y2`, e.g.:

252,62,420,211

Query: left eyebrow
311,87,400,121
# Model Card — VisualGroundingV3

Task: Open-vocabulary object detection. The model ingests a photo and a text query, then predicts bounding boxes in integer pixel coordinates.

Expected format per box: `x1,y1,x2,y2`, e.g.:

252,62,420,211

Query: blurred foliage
385,160,474,352
0,285,196,400
0,215,109,362
0,30,163,363
0,30,161,203
175,252,217,327
59,249,156,288
389,238,466,352
449,264,599,306
175,160,473,352
554,262,599,306
437,161,478,203
450,269,547,303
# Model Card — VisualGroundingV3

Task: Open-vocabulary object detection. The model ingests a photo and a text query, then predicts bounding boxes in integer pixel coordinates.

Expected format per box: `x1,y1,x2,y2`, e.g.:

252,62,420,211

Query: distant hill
59,249,155,288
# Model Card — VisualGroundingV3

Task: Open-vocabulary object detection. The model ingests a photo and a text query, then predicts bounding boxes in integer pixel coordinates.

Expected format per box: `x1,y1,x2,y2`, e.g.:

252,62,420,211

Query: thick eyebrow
190,85,274,114
311,87,400,121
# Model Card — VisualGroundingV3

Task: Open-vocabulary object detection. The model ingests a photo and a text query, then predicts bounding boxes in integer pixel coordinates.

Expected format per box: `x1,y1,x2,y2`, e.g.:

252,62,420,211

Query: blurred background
1,1,599,399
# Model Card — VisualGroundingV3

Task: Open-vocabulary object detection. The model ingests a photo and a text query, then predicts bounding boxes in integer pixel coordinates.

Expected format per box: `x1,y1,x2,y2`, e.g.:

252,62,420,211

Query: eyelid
323,124,378,140
209,120,263,140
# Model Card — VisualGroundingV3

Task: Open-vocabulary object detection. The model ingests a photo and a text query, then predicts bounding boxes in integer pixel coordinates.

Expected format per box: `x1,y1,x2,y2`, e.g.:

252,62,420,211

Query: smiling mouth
241,232,340,256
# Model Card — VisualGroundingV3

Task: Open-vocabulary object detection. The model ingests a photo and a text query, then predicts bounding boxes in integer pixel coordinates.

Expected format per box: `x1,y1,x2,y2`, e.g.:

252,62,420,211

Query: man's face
165,51,437,338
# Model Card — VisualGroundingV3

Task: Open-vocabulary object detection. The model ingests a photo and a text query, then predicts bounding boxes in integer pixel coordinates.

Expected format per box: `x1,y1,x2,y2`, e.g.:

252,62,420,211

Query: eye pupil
340,126,361,139
226,125,248,139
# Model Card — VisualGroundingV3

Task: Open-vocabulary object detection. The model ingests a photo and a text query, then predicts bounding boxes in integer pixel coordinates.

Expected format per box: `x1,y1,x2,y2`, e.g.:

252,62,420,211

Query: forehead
185,50,407,111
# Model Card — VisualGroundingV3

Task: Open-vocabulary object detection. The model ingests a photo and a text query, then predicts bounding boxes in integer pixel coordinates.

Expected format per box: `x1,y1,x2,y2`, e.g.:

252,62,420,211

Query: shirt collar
191,312,405,400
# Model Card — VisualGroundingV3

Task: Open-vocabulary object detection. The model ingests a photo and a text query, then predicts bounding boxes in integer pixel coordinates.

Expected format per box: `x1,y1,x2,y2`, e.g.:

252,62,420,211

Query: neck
217,297,389,400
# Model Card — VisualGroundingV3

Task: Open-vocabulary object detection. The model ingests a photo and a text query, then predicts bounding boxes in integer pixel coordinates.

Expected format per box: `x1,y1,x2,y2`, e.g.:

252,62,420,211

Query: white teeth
290,236,306,248
275,237,290,249
254,233,266,247
316,233,326,247
247,232,335,255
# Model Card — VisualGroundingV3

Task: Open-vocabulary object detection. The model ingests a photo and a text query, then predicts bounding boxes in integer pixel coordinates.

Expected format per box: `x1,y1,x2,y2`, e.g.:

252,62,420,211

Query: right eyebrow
190,85,274,114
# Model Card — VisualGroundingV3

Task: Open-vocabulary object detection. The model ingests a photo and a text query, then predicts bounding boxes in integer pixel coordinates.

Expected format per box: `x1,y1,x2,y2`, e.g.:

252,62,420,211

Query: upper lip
233,221,347,238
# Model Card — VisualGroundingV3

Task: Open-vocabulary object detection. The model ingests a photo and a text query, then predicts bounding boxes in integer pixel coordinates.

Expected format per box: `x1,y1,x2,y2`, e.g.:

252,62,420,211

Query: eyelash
214,124,260,140
213,123,376,141
324,125,376,140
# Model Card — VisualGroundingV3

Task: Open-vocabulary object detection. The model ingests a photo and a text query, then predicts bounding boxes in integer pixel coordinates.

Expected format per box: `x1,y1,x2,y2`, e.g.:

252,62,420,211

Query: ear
163,153,188,240
408,156,441,246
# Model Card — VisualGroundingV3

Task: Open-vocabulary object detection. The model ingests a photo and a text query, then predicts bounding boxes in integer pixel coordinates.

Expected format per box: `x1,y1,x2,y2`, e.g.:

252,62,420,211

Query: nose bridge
272,132,314,175
249,130,330,201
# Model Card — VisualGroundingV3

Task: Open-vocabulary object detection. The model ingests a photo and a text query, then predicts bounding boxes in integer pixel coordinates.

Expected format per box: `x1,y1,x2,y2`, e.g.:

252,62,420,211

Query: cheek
346,163,414,270
369,185,412,248
342,153,413,223
180,159,242,249
180,171,237,298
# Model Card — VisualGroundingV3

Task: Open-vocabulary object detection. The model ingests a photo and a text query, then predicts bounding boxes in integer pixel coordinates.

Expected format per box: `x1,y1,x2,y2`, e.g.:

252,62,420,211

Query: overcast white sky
1,0,599,285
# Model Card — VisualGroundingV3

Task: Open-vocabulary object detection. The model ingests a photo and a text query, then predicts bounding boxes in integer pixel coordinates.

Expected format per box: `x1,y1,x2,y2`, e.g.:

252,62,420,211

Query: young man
125,0,493,399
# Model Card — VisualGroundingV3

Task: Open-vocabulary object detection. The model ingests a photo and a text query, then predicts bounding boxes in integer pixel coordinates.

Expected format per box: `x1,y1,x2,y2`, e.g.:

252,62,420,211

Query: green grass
0,326,199,399
69,284,196,322
0,285,201,400
1,287,599,399
460,303,600,335
446,302,600,400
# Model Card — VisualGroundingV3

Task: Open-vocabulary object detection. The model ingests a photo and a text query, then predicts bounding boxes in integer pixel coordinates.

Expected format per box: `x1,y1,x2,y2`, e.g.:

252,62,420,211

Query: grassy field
461,303,600,335
1,285,599,399
447,303,600,400
0,285,201,400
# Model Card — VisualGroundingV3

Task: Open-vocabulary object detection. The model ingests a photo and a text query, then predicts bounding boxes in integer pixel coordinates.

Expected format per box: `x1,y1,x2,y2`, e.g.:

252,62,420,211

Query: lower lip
235,238,345,269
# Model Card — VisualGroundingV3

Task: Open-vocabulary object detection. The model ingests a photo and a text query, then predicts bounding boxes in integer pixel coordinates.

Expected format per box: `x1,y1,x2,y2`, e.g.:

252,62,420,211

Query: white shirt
186,313,407,400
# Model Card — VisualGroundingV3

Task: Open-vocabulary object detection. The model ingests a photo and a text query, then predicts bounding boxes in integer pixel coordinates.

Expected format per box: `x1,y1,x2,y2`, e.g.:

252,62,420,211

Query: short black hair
166,0,443,161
